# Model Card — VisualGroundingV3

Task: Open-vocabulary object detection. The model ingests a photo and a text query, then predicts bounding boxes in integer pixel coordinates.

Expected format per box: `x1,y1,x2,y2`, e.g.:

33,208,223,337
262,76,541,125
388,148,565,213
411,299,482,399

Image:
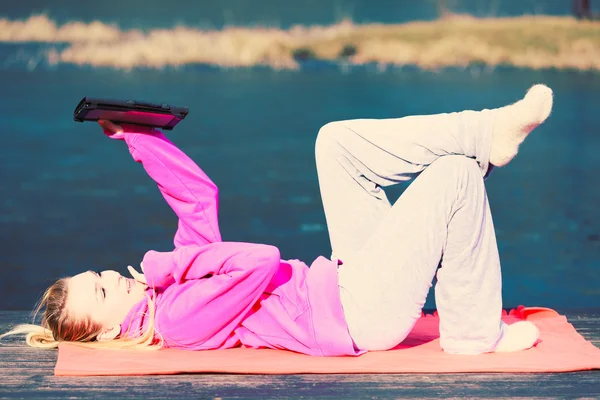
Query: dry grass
293,15,600,70
1,14,599,70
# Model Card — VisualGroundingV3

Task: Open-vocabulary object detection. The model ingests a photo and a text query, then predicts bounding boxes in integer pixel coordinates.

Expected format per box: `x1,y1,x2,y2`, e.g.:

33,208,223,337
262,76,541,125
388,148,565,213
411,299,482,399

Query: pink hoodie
116,129,361,356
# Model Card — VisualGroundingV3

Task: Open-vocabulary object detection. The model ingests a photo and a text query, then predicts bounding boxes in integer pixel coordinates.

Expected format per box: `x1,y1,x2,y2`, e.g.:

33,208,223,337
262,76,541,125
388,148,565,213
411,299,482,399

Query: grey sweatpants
315,109,506,354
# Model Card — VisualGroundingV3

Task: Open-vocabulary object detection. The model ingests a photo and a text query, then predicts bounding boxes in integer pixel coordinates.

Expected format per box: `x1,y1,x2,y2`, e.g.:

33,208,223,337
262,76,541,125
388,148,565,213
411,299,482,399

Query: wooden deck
1,309,599,399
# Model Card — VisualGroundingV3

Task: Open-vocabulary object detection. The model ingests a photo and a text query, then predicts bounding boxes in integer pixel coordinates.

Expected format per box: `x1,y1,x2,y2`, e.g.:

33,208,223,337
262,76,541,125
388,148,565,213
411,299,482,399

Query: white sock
493,321,540,353
489,84,553,167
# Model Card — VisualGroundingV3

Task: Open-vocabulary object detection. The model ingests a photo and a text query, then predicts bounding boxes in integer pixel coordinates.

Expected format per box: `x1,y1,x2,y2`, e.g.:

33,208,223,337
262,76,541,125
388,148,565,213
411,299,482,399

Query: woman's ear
97,325,121,341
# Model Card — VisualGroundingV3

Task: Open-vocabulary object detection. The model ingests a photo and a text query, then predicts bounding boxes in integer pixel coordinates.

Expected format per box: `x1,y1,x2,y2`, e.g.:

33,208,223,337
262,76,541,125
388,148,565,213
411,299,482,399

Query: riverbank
1,14,599,71
295,15,600,71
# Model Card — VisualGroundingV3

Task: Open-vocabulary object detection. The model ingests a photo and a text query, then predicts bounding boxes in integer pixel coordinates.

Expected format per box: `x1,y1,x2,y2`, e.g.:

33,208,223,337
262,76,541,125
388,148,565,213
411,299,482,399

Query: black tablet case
74,97,189,130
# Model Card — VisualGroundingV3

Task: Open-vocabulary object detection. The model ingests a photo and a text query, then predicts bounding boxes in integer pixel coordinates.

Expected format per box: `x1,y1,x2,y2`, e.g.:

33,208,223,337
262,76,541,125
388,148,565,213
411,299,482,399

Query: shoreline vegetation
0,14,599,71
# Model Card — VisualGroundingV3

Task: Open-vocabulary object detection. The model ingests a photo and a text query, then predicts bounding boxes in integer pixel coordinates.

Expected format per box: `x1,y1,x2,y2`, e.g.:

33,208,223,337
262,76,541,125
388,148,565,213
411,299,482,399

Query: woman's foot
489,84,553,167
493,321,540,352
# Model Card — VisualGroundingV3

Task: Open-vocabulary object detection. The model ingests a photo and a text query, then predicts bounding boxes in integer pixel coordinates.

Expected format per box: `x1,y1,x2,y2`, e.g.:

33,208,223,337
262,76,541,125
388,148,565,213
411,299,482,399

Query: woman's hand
127,264,148,286
98,119,124,135
98,119,158,138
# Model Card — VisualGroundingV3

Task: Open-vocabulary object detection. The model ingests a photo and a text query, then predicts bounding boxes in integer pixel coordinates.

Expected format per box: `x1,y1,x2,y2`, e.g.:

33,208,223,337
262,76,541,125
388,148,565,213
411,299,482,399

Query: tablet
73,97,189,130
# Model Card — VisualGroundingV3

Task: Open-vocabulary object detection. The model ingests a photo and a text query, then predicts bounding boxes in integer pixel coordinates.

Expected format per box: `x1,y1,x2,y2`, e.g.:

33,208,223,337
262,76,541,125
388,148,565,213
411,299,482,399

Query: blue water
1,0,594,29
0,2,598,311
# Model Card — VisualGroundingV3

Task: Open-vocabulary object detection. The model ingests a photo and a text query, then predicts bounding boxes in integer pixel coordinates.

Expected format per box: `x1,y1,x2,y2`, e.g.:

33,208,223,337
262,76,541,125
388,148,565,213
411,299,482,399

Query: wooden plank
0,310,599,399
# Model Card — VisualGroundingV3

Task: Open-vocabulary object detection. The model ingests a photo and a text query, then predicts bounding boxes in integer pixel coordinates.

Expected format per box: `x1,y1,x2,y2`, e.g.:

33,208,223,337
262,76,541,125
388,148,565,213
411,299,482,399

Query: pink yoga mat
55,306,600,376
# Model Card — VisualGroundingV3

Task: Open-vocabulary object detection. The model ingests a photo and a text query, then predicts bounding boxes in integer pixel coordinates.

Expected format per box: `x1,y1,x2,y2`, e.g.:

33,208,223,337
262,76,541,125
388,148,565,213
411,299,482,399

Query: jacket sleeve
146,242,281,349
118,127,222,247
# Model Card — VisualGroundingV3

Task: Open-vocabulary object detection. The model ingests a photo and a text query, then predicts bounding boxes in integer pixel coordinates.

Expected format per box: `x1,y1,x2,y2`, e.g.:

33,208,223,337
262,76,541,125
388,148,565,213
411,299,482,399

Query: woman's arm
147,242,281,349
101,121,222,247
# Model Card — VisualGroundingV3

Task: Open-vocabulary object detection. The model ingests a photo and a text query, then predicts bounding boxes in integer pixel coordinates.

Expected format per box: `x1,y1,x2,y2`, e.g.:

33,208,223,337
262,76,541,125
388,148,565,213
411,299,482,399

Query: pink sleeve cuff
142,250,176,290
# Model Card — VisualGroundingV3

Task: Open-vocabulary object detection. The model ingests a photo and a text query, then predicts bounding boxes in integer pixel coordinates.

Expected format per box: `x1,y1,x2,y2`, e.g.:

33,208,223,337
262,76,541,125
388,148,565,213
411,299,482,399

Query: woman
2,84,553,355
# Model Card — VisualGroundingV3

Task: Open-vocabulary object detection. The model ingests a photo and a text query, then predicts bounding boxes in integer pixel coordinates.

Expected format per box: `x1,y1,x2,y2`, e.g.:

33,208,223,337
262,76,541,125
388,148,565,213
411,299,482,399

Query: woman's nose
102,270,121,282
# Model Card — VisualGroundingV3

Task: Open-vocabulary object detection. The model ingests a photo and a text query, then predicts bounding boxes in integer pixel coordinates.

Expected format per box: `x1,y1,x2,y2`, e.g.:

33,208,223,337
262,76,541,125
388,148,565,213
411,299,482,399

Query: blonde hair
0,278,162,350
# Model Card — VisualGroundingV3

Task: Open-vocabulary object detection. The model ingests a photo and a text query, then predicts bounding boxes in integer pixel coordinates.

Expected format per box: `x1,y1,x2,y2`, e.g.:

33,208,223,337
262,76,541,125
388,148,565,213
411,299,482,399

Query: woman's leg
315,108,495,263
315,84,553,263
315,85,553,353
338,155,503,353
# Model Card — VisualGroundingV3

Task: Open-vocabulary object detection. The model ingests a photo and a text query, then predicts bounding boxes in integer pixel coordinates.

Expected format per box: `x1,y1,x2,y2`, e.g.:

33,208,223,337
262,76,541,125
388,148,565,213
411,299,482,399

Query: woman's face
66,270,147,332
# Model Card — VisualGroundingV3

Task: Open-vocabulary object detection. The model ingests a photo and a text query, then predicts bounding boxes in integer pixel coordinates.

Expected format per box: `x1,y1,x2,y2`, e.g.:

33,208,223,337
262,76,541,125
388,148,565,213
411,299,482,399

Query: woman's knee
423,156,485,201
315,122,347,162
428,155,481,180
